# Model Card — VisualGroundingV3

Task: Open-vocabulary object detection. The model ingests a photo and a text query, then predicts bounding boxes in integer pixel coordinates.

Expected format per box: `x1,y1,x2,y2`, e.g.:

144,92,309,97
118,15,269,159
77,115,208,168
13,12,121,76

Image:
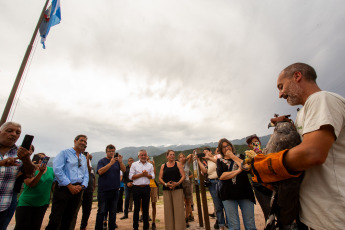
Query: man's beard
286,82,303,106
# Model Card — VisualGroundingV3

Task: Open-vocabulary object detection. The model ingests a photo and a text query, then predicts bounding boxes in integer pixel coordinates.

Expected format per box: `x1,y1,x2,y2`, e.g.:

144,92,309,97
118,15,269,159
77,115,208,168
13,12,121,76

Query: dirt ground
8,193,265,229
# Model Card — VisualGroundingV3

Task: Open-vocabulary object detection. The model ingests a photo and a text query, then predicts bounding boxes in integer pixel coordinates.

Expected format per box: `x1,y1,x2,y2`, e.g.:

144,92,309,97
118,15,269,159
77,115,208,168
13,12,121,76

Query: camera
197,153,205,158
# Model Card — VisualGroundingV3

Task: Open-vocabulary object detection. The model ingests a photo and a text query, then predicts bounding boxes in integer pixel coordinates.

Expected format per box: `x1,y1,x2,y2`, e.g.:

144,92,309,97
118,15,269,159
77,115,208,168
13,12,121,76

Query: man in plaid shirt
0,121,35,227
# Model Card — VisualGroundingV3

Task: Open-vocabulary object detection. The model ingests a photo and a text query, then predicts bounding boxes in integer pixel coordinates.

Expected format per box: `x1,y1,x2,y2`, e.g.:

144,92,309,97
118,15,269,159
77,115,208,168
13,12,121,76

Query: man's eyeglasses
78,158,81,168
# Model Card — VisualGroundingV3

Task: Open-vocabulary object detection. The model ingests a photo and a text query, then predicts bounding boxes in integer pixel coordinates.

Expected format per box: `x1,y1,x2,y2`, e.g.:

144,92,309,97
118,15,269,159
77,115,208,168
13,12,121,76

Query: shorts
182,180,192,200
150,186,158,203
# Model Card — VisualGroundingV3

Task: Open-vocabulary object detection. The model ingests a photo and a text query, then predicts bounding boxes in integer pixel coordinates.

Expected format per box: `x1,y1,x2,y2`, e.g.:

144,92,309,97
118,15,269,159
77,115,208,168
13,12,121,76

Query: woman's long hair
217,138,235,157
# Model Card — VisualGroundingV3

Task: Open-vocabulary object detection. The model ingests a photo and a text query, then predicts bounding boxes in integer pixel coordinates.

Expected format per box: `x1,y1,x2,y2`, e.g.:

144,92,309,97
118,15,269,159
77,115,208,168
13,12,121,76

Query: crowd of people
0,62,344,230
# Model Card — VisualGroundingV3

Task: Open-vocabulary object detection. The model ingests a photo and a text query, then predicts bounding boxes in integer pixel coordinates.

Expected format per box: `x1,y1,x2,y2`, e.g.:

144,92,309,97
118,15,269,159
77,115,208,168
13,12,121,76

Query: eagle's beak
268,122,275,129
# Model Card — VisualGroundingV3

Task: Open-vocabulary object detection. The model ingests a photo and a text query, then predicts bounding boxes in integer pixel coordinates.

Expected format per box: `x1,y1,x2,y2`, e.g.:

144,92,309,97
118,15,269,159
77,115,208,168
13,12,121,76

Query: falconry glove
251,149,302,183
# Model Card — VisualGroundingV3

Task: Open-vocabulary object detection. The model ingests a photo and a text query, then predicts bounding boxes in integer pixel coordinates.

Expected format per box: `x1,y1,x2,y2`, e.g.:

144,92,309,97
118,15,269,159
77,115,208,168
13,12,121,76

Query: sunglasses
78,158,81,168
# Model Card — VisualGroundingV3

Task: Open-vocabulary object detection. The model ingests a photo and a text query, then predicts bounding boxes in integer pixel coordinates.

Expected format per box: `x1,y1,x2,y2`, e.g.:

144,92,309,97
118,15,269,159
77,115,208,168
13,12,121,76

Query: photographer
95,144,126,230
196,147,226,230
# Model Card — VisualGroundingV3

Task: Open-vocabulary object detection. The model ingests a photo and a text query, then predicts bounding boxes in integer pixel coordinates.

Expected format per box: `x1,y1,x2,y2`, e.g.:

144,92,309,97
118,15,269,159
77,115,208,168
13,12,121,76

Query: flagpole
0,0,50,126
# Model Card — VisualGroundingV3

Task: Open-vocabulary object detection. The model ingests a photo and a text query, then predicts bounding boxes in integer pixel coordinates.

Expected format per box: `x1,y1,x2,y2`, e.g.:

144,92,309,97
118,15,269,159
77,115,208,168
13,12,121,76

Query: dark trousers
45,185,83,230
14,205,48,230
80,191,93,229
0,209,9,230
95,189,119,230
0,192,17,230
124,185,133,216
117,187,124,212
133,186,150,230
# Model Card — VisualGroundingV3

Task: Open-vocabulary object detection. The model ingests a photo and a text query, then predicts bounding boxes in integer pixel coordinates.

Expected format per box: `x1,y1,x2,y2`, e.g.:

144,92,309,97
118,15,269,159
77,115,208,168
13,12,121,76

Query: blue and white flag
39,0,61,49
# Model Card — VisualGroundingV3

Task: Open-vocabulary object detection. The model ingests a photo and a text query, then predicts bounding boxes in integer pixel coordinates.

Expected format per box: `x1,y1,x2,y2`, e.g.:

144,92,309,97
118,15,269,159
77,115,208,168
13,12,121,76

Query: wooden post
194,181,204,227
199,165,211,230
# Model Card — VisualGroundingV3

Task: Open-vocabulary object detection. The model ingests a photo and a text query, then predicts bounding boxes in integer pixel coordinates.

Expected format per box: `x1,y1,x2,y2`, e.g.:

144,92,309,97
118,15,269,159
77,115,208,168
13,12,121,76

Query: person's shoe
139,215,143,222
186,218,190,228
149,217,152,221
120,215,128,220
209,212,216,218
152,223,157,230
214,220,219,229
188,215,194,222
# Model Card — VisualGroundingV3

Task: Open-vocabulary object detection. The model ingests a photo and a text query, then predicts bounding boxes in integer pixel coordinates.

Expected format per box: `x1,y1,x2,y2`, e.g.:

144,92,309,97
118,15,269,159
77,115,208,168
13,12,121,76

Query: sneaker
152,223,157,230
120,215,128,220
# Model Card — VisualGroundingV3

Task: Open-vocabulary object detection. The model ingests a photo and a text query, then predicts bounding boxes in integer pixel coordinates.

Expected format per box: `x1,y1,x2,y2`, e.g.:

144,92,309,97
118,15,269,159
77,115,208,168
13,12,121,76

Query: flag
39,0,61,49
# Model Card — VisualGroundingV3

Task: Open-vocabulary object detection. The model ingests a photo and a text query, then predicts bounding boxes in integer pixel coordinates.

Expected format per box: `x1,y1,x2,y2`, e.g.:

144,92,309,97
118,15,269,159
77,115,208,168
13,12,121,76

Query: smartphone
197,153,205,158
21,135,34,150
41,156,50,166
114,152,119,158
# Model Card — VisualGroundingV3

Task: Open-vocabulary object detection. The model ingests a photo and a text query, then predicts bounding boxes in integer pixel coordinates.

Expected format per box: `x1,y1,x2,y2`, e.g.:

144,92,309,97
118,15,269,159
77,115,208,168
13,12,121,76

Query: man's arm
148,164,154,179
284,125,335,172
0,157,20,167
53,150,70,186
81,157,89,188
118,155,126,172
98,158,116,175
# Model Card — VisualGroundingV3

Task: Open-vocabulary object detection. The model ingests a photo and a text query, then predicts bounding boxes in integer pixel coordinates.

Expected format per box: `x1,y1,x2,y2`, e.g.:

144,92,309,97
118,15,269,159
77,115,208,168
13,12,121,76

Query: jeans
123,185,133,216
95,189,119,230
209,179,226,227
222,199,256,230
0,191,17,230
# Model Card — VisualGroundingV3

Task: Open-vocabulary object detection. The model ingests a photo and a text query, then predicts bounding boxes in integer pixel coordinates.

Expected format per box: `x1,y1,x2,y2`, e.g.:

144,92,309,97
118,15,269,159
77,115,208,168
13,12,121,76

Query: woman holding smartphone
14,153,55,230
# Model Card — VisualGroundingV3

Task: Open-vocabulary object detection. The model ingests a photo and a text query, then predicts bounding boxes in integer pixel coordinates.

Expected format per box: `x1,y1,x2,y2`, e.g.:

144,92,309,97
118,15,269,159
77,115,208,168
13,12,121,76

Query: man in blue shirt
95,144,126,230
46,134,89,230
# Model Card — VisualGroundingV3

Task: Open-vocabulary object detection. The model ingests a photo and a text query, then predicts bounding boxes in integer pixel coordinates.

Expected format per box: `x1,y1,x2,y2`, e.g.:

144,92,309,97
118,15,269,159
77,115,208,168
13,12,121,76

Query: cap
246,134,260,145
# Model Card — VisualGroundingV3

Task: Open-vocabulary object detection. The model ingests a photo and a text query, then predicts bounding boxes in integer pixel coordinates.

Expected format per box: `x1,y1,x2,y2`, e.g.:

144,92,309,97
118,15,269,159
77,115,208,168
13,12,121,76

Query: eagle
244,114,303,230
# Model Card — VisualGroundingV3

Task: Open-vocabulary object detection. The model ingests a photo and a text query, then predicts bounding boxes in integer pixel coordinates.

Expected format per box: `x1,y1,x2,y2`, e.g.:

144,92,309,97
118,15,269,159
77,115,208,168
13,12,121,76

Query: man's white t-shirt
295,91,345,230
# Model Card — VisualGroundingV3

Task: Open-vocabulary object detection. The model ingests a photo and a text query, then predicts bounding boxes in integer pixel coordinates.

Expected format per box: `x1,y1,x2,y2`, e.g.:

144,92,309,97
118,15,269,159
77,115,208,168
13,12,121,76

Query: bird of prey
263,114,303,230
243,114,303,230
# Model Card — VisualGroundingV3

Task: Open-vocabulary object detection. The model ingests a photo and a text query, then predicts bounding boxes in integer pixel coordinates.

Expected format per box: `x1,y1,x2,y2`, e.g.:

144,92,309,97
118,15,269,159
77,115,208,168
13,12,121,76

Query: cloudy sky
1,0,345,157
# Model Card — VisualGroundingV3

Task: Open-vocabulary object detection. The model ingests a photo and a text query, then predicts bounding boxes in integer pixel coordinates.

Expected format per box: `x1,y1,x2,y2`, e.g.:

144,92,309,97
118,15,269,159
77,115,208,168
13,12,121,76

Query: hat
246,134,260,145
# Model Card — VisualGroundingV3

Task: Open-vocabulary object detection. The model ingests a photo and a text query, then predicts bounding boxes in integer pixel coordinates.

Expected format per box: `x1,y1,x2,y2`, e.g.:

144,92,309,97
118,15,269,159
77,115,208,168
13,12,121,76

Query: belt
209,179,218,181
72,182,82,185
134,185,149,188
